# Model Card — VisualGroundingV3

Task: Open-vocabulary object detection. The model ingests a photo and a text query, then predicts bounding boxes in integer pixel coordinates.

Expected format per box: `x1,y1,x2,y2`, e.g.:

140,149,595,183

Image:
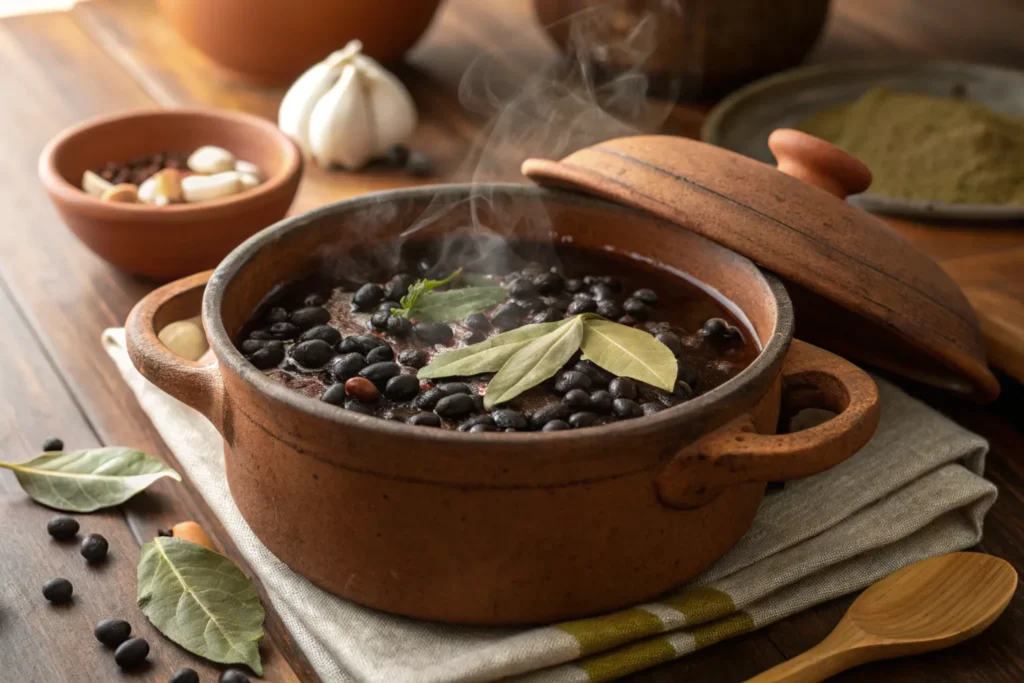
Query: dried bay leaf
484,315,585,408
581,318,677,391
418,317,571,379
0,448,181,512
138,537,265,674
411,286,509,322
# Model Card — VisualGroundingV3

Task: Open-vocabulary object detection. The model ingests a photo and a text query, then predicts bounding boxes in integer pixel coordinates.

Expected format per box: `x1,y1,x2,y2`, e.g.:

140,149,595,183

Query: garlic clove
234,159,263,181
278,42,362,155
307,64,374,170
82,170,114,197
181,171,242,203
187,145,236,174
238,173,261,191
138,169,184,205
158,316,208,361
100,183,139,203
359,58,418,157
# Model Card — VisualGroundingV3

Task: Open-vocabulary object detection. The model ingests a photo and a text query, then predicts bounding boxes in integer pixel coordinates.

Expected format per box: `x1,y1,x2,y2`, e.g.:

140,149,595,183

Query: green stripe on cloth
558,608,665,656
660,586,737,626
692,611,756,649
575,636,676,682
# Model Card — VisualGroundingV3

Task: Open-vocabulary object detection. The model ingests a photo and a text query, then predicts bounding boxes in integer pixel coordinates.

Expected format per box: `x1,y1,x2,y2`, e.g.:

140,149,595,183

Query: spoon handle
744,622,868,683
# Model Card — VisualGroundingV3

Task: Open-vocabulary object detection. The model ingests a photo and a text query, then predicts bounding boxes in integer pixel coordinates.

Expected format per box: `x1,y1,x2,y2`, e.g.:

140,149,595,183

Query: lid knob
768,129,872,199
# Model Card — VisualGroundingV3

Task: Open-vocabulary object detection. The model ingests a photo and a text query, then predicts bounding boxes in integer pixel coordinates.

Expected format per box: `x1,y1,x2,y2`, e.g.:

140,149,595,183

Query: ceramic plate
702,60,1024,221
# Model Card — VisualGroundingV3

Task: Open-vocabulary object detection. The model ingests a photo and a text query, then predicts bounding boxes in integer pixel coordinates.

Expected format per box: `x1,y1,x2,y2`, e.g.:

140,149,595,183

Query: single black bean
398,348,428,369
414,321,454,344
366,345,395,364
465,313,491,332
321,383,347,406
171,667,200,683
384,273,417,301
289,340,336,368
700,318,743,345
114,638,150,670
465,330,487,345
370,310,390,331
642,402,666,416
241,338,280,355
575,360,613,387
94,618,132,647
413,387,445,410
80,533,109,563
516,297,547,316
631,288,658,305
617,315,638,327
612,398,643,418
330,353,367,381
458,415,495,431
303,292,327,307
47,515,79,541
492,409,527,430
471,394,485,412
589,390,613,414
531,308,561,324
674,380,694,399
546,293,574,312
566,298,596,316
344,399,376,416
434,393,476,419
656,332,682,357
564,278,584,293
509,278,537,299
408,412,441,427
608,377,638,400
568,411,600,428
622,298,649,319
385,374,420,401
555,370,592,394
596,299,622,319
249,343,285,369
42,437,64,452
387,315,413,338
470,423,497,432
300,325,342,345
353,283,385,310
542,420,570,431
530,402,570,428
677,362,698,386
248,329,276,340
359,362,402,386
562,389,591,409
438,382,472,395
533,271,563,294
590,283,615,300
602,276,624,292
42,577,73,604
290,306,330,329
377,299,401,313
339,334,388,355
269,321,301,339
491,302,524,331
265,306,289,323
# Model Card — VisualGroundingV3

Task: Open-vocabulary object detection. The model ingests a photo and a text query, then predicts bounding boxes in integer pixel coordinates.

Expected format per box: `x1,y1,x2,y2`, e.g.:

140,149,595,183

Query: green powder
798,87,1024,205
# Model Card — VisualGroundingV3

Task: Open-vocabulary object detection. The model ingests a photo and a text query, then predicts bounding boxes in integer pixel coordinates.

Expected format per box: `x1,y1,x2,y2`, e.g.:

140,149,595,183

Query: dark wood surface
0,0,1020,681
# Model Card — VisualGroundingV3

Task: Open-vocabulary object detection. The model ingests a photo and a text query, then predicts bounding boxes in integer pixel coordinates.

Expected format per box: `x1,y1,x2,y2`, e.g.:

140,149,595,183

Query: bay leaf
484,315,585,408
412,286,509,322
580,318,678,391
0,447,181,512
138,537,265,675
418,318,571,379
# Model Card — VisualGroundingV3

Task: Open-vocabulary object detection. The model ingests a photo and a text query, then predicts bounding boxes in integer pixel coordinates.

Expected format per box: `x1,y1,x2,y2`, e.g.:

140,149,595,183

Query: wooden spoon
746,552,1017,683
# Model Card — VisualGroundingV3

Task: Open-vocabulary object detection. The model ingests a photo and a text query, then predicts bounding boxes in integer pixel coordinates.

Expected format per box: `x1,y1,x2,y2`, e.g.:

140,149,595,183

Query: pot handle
125,270,223,431
655,340,880,509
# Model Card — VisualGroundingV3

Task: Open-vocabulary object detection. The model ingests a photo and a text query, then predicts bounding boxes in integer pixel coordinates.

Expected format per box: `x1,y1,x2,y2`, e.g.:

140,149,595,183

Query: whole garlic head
278,41,417,171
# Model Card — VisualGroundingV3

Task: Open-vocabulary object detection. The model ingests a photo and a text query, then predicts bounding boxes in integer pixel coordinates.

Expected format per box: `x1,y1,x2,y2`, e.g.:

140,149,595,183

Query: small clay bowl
38,108,302,280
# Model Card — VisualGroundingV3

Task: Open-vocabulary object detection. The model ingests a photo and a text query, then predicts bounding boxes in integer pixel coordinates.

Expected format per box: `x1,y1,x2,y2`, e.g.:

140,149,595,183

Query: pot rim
203,184,794,447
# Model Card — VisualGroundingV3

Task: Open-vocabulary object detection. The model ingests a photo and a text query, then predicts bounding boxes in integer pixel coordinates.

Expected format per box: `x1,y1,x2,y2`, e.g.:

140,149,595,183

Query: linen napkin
102,328,996,683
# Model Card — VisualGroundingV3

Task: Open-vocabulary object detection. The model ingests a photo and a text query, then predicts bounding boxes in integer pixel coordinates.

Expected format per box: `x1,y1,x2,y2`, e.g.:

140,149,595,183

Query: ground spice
799,87,1024,205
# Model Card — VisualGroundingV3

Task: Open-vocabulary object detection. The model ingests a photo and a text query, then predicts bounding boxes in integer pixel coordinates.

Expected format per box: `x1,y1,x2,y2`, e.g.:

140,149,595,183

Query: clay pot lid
522,129,1000,402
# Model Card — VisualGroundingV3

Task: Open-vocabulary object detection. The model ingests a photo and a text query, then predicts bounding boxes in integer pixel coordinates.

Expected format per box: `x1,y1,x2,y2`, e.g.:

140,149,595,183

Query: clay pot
126,185,879,624
158,0,443,85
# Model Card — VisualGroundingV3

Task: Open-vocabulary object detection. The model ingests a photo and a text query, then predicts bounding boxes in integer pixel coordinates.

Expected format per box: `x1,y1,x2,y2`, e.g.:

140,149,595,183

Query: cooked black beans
531,308,561,324
269,321,301,339
568,411,600,428
408,412,441,427
533,271,563,294
508,277,537,298
114,637,150,670
398,348,428,368
575,360,613,387
596,299,622,319
631,288,658,304
248,343,285,369
467,423,494,432
471,394,485,412
359,362,401,386
47,515,79,541
414,321,454,344
340,334,387,355
492,409,527,430
171,668,200,683
384,273,417,301
617,315,637,326
563,388,591,409
674,380,694,398
677,362,698,386
700,317,743,345
42,577,73,604
612,398,643,418
547,293,574,312
434,393,476,419
458,415,495,431
530,402,570,428
300,324,342,345
622,298,649,319
387,315,413,338
385,374,420,401
290,340,336,368
590,283,615,300
608,377,637,400
241,338,280,355
366,345,395,364
377,299,401,313
321,383,347,406
413,387,445,410
465,330,487,344
555,371,592,393
94,618,132,647
566,298,596,315
220,669,251,683
642,402,666,416
491,303,524,331
330,353,367,382
353,283,385,310
656,331,682,357
370,310,390,330
266,306,289,323
42,436,64,452
564,278,584,293
290,306,330,329
465,313,491,332
542,420,570,431
249,330,276,340
304,292,327,307
438,382,472,395
80,533,109,563
589,390,613,414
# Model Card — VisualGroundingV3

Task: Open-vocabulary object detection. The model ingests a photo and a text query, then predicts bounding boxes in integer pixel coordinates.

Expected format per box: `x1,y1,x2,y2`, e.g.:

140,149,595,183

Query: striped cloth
104,329,996,683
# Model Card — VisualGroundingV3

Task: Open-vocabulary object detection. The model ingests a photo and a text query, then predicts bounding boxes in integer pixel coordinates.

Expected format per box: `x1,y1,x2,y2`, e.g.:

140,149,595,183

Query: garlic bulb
278,40,417,171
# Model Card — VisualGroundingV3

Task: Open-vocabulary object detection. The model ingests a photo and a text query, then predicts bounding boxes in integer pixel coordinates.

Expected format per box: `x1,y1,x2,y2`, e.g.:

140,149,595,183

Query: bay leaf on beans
484,315,585,408
0,448,181,512
580,317,678,391
418,317,571,379
410,286,509,322
138,537,265,674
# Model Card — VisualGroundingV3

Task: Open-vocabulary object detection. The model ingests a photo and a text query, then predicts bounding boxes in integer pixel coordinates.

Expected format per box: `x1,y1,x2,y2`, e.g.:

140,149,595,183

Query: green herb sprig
390,268,509,322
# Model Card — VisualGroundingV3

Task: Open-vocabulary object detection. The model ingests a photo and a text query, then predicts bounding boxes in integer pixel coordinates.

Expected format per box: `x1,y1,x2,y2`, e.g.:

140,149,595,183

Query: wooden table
0,1,1020,681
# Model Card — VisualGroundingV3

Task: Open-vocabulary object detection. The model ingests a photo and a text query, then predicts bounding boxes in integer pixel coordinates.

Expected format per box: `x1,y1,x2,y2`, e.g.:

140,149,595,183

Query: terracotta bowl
125,185,880,625
157,0,444,85
38,108,302,281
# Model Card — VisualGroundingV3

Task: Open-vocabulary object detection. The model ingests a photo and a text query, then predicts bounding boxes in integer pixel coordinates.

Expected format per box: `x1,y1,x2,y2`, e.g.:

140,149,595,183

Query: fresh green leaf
461,273,498,287
138,537,265,675
393,268,463,317
581,318,678,391
418,318,572,379
412,286,509,322
484,315,585,408
0,448,181,512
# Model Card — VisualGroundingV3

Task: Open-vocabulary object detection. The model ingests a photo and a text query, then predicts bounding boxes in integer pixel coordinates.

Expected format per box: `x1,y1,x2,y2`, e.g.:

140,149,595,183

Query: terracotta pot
125,185,879,624
158,0,443,85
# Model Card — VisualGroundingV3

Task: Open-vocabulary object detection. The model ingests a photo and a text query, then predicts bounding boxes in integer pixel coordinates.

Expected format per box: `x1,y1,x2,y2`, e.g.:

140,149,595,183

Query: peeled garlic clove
158,316,208,361
234,159,263,181
82,170,114,197
187,145,236,174
100,183,139,203
238,173,261,191
138,169,184,206
138,177,169,206
278,41,363,154
307,64,374,170
182,171,242,203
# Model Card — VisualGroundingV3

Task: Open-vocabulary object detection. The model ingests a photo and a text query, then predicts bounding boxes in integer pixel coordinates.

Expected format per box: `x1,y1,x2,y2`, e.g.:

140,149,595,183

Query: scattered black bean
413,387,445,410
304,292,327,307
359,361,402,386
398,348,428,369
608,377,637,400
458,415,495,432
47,515,79,541
268,321,301,339
465,313,491,332
408,412,441,427
289,340,336,368
612,398,643,418
602,276,624,292
248,343,285,369
566,298,596,316
344,399,376,416
542,420,570,431
266,307,289,323
677,362,698,386
673,380,694,399
366,345,395,364
300,325,342,345
171,667,200,683
42,437,64,452
546,293,574,312
42,578,73,604
414,321,454,344
434,393,476,419
321,383,347,406
377,299,401,313
589,390,613,414
568,411,600,428
384,143,410,167
114,637,150,670
491,409,527,430
405,150,434,177
470,423,497,432
385,374,420,401
656,331,682,357
575,360,613,387
339,334,388,355
80,533,109,563
248,330,276,341
384,273,417,301
617,315,637,326
241,338,281,355
370,310,390,331
438,382,472,395
471,394,485,412
531,308,561,324
353,283,385,310
290,306,330,329
642,402,666,416
529,402,570,428
564,278,584,293
509,278,537,299
555,371,592,393
491,302,524,331
329,353,367,382
622,298,649,319
631,288,658,305
465,330,487,344
562,389,591,409
387,315,413,338
596,299,623,319
531,271,562,294
516,297,547,316
590,283,615,300
700,318,743,346
94,618,132,647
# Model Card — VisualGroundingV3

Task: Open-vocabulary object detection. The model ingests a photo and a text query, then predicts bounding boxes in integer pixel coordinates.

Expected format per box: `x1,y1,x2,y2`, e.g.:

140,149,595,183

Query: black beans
248,343,284,369
387,315,413,338
596,299,622,319
470,423,497,432
42,577,73,604
385,374,420,401
321,383,347,406
563,389,591,409
370,310,390,331
438,382,472,395
345,377,381,403
339,334,388,355
542,420,570,431
458,415,495,432
590,283,615,300
289,340,336,368
529,402,570,428
47,515,79,541
609,377,637,400
434,393,476,419
465,330,487,344
413,387,445,410
377,300,401,313
366,345,395,364
114,637,150,670
80,533,109,563
384,273,417,301
42,437,64,452
575,360,613,387
566,298,596,316
304,292,327,307
353,283,385,310
249,330,276,340
94,618,132,647
491,302,524,331
344,399,376,416
631,288,658,305
465,313,491,332
589,390,613,413
398,348,428,368
241,338,281,355
408,412,441,427
547,293,574,312
171,668,200,683
492,409,527,430
516,297,546,316
555,371,592,393
330,353,367,381
266,306,289,323
700,318,743,345
622,298,649,319
533,271,563,294
656,331,682,357
677,362,698,386
564,278,584,293
612,398,643,418
268,321,301,339
359,362,402,386
414,321,454,345
531,308,561,324
643,402,667,415
509,278,537,299
674,380,694,399
300,325,342,345
290,306,331,329
617,315,638,326
568,411,600,428
471,394,485,413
